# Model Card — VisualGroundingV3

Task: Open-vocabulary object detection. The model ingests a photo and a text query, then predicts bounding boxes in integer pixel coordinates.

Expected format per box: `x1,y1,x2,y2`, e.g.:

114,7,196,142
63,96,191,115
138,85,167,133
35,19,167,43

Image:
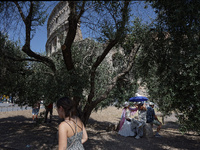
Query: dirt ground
0,106,199,150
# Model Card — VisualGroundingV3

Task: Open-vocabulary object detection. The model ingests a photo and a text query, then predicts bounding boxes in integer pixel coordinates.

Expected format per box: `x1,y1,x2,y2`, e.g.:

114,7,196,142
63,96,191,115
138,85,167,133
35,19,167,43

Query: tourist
32,101,40,123
146,102,162,137
118,101,138,137
56,97,88,150
44,102,53,123
131,101,147,139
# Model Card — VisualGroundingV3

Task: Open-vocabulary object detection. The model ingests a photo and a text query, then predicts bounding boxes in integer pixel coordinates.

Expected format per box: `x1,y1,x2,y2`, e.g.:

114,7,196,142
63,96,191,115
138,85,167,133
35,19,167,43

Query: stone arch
45,1,83,56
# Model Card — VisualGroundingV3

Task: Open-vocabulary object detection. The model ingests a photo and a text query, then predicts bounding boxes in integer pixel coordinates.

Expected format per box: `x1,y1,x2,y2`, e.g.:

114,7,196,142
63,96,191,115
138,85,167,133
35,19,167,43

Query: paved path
0,103,45,112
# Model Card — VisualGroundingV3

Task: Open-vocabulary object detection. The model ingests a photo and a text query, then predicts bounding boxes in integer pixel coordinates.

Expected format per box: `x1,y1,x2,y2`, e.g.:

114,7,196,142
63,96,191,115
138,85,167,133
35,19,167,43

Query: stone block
143,123,154,138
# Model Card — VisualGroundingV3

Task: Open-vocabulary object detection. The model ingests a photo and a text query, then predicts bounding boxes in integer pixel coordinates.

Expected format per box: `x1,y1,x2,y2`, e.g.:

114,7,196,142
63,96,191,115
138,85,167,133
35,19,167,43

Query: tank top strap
70,118,83,130
64,120,75,134
75,117,77,135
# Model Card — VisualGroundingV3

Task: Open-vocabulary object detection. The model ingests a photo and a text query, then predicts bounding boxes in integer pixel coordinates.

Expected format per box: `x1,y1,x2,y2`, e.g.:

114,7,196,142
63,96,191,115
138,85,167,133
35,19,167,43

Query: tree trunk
81,105,94,126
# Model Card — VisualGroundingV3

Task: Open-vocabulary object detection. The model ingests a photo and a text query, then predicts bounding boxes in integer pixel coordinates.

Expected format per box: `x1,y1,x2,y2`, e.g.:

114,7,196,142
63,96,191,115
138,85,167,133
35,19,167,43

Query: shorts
152,120,161,126
32,108,39,115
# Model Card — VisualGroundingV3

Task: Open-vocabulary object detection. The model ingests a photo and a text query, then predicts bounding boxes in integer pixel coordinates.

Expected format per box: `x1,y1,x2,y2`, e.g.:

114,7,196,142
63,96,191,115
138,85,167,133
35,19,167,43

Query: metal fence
0,103,45,112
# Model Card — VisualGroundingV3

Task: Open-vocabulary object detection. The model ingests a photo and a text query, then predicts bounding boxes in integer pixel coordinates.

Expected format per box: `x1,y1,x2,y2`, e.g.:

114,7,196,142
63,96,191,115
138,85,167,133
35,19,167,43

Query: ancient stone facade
45,1,83,56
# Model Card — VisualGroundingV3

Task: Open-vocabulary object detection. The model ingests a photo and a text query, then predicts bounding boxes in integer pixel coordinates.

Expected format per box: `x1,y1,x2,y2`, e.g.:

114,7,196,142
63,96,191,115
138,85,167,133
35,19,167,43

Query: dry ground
0,106,199,150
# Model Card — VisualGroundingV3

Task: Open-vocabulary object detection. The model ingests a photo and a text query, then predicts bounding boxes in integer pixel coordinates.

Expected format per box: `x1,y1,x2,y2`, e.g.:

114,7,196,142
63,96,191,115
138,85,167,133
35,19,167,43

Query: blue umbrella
129,96,148,102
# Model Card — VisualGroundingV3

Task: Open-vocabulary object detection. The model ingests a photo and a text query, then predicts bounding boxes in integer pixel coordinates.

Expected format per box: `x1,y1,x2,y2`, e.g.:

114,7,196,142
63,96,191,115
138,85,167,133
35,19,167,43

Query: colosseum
45,1,83,56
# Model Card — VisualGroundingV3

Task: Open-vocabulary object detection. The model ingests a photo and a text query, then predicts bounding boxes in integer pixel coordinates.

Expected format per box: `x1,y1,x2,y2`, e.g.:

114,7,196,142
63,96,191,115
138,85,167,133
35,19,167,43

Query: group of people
31,97,162,149
118,101,162,139
31,101,53,123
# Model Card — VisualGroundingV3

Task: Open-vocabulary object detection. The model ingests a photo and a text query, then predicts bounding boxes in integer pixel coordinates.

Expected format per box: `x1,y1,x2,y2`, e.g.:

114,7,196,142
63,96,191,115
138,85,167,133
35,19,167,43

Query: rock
143,123,154,138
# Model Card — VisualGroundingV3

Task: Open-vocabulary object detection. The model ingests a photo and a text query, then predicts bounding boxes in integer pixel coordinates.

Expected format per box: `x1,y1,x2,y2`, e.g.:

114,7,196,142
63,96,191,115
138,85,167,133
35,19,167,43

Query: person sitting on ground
131,101,147,139
146,102,162,137
118,101,138,137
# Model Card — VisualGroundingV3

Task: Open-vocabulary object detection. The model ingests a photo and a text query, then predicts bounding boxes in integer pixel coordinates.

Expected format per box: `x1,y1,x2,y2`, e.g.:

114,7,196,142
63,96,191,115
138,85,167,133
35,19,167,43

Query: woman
56,97,88,150
118,101,138,137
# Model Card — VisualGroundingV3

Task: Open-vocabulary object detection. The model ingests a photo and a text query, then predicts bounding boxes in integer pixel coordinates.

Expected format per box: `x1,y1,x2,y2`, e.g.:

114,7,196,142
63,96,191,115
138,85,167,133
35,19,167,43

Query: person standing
56,97,88,150
146,102,162,137
44,102,53,123
32,101,40,123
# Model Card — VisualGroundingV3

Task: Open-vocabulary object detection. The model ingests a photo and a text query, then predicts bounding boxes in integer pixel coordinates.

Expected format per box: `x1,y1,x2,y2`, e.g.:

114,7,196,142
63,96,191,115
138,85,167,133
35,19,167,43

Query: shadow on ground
84,118,200,150
0,115,199,150
0,115,60,150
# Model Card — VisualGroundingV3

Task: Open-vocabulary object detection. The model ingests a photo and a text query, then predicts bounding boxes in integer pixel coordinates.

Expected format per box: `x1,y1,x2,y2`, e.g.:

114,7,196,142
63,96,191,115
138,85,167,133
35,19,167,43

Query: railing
0,103,45,112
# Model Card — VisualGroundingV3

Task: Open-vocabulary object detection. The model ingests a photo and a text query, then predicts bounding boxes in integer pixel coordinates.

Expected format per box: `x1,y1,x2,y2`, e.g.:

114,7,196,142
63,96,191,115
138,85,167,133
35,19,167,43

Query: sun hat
123,101,129,107
149,102,154,105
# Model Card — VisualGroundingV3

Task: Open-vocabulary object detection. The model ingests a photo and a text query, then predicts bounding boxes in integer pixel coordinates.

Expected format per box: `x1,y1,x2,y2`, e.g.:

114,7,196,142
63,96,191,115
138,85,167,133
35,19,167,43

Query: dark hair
56,97,77,119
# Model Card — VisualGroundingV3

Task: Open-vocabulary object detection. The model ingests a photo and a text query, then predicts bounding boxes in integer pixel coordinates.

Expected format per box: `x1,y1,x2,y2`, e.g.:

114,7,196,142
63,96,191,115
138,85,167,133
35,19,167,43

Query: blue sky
11,1,157,54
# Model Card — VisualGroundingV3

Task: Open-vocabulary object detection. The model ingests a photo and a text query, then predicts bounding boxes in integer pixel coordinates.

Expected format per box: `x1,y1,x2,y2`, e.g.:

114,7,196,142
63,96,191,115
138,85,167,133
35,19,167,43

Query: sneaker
155,133,162,137
135,135,140,139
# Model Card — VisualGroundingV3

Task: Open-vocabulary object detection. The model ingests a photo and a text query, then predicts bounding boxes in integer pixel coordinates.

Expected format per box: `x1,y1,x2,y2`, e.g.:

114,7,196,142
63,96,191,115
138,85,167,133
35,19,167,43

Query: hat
136,101,144,106
135,93,142,96
123,101,129,107
149,102,154,105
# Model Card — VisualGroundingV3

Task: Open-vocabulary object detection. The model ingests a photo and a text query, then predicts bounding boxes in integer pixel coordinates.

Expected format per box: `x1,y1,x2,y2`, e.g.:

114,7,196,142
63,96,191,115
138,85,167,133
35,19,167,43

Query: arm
58,122,68,150
129,107,138,112
142,105,147,111
81,124,88,144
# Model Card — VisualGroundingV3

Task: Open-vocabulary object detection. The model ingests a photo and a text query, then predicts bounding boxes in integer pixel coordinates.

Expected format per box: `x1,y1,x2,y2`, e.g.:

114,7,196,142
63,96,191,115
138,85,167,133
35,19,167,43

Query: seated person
118,101,137,137
146,102,162,137
131,101,147,139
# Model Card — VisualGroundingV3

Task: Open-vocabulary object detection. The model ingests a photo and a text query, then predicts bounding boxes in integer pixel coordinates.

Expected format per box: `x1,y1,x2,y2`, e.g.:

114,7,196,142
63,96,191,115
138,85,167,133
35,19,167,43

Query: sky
9,1,157,54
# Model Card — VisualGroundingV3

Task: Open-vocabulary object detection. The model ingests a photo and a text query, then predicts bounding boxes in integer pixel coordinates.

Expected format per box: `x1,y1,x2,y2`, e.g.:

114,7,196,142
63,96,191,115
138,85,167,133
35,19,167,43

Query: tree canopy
137,0,200,134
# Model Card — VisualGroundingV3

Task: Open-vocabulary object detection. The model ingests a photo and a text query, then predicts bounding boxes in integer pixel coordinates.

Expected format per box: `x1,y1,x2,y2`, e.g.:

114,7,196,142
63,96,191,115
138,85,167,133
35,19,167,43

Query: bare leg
157,123,162,132
49,109,53,123
44,109,48,123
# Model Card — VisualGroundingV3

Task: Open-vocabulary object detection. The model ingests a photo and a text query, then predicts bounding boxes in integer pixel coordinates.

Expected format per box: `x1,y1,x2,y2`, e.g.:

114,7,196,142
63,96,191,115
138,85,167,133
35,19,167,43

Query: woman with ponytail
56,97,88,150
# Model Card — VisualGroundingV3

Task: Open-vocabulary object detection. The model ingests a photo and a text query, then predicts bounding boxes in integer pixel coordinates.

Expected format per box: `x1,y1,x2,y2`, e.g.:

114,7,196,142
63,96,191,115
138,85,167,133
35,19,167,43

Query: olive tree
136,0,200,134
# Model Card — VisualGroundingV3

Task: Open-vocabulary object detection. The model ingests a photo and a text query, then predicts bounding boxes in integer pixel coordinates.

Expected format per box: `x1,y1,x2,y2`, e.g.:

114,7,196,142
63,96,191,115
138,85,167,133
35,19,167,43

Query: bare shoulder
59,121,69,131
76,117,84,125
76,117,82,122
75,117,86,130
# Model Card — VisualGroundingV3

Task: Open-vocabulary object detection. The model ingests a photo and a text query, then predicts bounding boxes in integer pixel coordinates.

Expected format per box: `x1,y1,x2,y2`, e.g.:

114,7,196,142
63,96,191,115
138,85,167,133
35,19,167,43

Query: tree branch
4,55,38,62
62,1,85,70
93,44,141,106
77,1,86,20
13,1,56,73
13,1,26,23
87,0,130,104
